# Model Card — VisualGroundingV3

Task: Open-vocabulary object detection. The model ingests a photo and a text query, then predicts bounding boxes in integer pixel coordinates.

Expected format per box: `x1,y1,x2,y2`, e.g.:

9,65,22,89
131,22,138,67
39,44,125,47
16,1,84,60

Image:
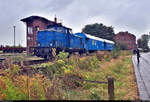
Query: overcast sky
0,0,150,47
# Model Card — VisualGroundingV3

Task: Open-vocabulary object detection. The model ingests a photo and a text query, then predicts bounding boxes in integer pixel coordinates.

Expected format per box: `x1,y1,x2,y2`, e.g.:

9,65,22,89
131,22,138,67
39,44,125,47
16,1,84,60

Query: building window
28,26,33,34
27,36,33,41
35,26,40,32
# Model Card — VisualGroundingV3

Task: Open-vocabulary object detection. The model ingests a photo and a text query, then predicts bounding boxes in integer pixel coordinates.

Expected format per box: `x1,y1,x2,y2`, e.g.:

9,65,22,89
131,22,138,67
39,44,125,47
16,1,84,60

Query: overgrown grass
0,50,138,100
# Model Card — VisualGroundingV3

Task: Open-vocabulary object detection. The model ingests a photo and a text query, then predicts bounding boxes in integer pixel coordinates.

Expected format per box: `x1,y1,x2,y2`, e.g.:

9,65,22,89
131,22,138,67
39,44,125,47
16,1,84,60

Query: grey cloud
0,0,150,46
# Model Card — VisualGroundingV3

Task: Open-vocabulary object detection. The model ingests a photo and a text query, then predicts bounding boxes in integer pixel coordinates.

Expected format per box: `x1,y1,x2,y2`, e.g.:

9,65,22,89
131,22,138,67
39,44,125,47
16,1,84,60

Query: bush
78,59,91,70
88,88,101,100
12,65,20,75
90,56,100,69
77,56,100,70
57,51,69,60
0,77,28,100
120,51,132,56
111,48,120,59
116,43,127,50
104,54,112,62
96,51,105,61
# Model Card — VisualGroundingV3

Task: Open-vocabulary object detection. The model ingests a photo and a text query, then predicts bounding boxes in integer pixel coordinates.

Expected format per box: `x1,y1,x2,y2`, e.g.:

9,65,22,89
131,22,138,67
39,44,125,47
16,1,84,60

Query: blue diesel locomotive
33,24,114,59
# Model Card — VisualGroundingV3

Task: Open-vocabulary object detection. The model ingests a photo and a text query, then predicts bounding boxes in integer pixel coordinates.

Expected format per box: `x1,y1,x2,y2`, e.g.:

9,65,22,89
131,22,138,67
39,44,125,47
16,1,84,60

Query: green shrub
31,80,46,100
57,51,69,60
12,65,20,75
1,78,28,100
77,56,100,70
111,48,120,59
104,55,112,62
88,88,101,100
78,59,91,70
90,56,100,69
120,51,132,56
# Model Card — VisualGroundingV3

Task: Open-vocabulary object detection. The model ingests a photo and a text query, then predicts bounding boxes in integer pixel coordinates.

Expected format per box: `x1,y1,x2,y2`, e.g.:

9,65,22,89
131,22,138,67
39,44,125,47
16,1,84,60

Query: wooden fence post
108,76,114,100
20,61,24,66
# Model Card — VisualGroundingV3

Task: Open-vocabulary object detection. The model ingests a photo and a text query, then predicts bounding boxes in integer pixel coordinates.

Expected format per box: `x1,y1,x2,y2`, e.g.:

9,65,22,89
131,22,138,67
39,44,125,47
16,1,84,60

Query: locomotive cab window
48,27,56,31
37,42,40,46
50,42,52,47
57,27,64,33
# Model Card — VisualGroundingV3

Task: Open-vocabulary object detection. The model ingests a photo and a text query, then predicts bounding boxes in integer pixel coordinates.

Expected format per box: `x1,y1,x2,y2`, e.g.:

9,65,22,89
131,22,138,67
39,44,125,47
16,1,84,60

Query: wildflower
64,69,72,75
57,60,65,65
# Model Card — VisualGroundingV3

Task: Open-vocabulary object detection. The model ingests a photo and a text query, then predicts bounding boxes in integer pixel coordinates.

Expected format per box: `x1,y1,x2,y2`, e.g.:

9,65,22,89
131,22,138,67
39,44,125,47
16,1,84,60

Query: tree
115,43,127,50
82,23,115,41
141,34,150,50
18,44,22,48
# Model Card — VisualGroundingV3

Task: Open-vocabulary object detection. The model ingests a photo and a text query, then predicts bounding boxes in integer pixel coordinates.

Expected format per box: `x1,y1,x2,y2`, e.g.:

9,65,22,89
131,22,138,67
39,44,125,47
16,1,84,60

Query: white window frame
28,26,33,34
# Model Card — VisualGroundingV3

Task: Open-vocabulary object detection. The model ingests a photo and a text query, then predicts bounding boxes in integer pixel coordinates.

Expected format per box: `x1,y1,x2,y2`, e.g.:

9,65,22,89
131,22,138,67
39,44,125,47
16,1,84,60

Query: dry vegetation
0,53,43,62
0,50,139,100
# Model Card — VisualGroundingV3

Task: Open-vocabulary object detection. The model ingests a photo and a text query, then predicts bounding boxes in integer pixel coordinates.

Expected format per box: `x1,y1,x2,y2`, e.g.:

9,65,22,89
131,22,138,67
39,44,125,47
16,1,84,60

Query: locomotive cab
34,24,73,59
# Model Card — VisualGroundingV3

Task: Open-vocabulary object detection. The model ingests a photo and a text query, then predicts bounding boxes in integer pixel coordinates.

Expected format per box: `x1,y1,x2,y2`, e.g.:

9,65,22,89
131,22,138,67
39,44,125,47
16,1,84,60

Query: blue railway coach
75,33,114,52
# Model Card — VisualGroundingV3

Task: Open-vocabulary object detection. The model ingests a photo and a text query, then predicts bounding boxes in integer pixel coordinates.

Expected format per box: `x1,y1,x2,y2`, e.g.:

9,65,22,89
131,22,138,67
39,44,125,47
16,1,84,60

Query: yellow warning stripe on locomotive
52,48,56,57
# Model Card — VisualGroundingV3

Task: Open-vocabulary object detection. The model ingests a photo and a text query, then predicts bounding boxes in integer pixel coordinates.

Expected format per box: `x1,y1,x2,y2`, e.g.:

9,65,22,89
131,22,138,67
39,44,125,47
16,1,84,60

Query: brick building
21,16,59,54
114,31,136,50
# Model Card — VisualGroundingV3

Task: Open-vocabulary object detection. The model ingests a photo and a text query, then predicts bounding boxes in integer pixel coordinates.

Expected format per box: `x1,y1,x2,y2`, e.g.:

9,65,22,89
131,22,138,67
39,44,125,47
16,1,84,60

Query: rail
13,60,48,66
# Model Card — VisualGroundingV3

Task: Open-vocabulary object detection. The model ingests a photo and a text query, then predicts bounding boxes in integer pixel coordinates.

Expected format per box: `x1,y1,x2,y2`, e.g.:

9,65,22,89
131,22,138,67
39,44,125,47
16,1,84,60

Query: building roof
21,15,72,30
115,31,136,38
20,15,53,23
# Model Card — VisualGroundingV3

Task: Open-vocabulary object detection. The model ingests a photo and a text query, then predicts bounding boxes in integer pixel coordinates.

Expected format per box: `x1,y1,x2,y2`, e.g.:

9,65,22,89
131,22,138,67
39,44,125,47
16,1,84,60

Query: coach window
92,40,94,45
94,41,97,45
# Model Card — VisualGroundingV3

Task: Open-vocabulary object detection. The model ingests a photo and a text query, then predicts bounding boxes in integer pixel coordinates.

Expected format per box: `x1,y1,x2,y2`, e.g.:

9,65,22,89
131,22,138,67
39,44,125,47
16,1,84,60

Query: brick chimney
54,16,57,23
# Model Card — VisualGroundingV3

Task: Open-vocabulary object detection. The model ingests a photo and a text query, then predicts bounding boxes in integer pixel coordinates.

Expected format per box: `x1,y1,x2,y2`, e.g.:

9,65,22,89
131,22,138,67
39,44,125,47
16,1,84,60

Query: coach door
85,38,89,49
104,41,106,50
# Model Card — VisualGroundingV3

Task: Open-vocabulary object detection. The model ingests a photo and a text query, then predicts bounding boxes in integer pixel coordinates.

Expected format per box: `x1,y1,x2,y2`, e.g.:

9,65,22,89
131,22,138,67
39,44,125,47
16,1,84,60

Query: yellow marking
52,48,56,57
32,51,34,55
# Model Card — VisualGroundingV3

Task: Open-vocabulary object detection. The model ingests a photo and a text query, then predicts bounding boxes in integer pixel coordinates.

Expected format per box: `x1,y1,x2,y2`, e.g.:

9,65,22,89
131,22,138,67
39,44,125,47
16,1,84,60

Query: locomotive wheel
47,55,52,60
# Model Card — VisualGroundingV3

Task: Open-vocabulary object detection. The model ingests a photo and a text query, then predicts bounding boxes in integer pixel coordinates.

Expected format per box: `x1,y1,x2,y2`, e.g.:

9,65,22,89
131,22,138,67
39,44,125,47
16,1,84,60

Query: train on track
0,46,26,53
33,24,115,59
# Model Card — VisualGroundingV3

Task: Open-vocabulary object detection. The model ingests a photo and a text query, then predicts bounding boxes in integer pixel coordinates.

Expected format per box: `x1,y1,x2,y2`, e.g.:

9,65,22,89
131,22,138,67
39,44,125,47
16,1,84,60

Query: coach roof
75,33,114,44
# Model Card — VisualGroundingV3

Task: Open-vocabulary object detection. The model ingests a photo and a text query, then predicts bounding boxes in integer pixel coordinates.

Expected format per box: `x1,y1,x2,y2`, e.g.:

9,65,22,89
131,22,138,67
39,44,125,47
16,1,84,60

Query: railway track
13,59,49,66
